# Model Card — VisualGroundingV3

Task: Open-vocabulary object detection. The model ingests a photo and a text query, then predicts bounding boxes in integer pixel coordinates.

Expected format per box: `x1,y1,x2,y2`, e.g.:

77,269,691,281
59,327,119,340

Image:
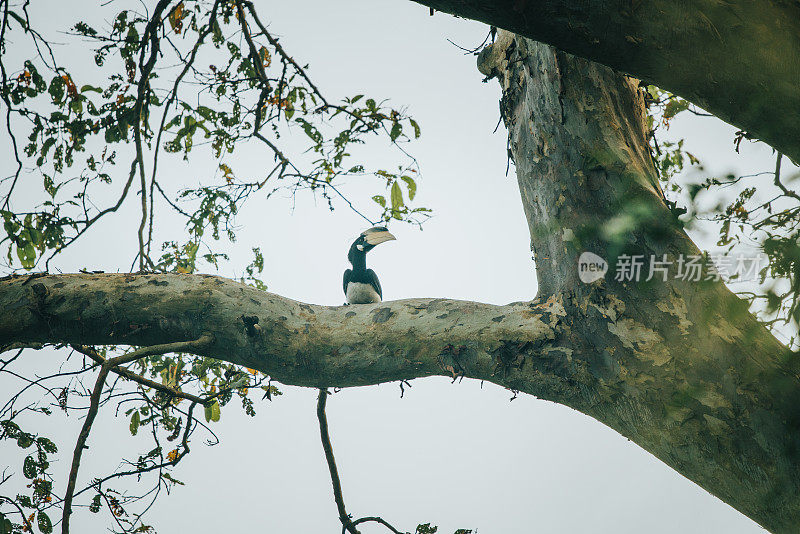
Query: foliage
643,85,800,342
0,0,428,275
0,0,428,531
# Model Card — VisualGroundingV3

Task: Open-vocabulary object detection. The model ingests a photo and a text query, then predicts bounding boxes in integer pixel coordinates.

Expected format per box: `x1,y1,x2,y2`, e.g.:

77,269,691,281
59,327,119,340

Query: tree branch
0,273,562,389
317,390,407,534
410,0,800,163
478,31,800,533
317,389,359,534
69,344,209,405
60,335,212,534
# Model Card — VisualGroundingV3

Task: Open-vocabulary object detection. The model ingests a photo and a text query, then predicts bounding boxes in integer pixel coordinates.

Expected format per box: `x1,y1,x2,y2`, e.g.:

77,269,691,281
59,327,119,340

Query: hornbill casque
343,226,396,304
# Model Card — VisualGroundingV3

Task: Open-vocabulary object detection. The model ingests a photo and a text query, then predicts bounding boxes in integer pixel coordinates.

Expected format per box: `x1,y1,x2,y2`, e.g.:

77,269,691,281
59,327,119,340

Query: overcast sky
3,0,798,532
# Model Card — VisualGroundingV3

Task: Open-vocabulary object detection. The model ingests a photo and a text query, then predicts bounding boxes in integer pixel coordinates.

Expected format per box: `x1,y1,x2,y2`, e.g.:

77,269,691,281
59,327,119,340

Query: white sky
3,0,796,532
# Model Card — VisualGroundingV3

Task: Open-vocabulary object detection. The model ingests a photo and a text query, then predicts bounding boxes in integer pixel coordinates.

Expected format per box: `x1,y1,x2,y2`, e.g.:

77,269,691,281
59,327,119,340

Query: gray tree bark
412,0,800,164
1,32,798,533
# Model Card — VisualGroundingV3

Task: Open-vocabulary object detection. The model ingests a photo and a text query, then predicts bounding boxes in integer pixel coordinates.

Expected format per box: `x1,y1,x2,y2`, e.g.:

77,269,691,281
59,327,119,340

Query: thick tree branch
413,0,800,163
1,265,798,531
0,273,563,390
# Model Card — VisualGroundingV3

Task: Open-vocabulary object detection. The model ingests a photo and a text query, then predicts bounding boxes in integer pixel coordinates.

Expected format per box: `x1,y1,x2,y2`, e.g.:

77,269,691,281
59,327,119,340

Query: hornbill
343,226,396,304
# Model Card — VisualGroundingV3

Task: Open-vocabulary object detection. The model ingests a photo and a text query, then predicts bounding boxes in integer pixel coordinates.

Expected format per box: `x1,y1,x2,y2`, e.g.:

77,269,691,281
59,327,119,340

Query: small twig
351,516,405,534
446,28,493,55
133,0,173,272
148,0,222,258
0,1,23,211
772,152,800,201
70,345,209,405
242,1,330,107
0,495,35,533
45,159,138,270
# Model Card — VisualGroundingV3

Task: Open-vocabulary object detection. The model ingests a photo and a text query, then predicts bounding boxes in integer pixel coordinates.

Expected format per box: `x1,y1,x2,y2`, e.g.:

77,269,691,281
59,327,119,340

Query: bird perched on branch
343,226,396,304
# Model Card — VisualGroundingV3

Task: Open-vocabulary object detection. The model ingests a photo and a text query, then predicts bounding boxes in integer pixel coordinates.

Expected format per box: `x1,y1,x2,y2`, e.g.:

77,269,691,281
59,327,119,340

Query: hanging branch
317,389,407,534
132,0,173,272
316,389,360,534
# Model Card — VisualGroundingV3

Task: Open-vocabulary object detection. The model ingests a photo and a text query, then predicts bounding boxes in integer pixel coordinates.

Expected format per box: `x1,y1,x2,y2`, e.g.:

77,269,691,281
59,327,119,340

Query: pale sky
3,0,796,532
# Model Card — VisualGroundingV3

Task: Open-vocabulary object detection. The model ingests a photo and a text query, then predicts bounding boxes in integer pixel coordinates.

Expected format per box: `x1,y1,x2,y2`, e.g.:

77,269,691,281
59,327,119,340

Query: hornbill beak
362,227,396,246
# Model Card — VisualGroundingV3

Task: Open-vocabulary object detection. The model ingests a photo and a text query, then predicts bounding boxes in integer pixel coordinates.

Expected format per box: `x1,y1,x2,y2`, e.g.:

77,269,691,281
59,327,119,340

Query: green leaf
409,118,421,138
16,432,33,448
69,99,83,114
664,97,689,119
23,455,37,478
80,84,103,93
16,239,36,270
36,437,58,453
390,122,402,142
104,125,122,143
48,76,65,105
372,195,386,208
39,137,56,163
37,511,53,534
401,176,417,200
205,400,221,422
1,512,13,534
129,410,140,435
390,181,403,210
89,494,102,513
196,105,216,121
162,472,185,486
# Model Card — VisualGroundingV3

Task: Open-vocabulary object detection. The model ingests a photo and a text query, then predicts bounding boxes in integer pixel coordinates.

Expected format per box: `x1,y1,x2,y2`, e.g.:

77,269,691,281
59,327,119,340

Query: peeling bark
0,273,569,390
415,0,800,164
478,31,800,533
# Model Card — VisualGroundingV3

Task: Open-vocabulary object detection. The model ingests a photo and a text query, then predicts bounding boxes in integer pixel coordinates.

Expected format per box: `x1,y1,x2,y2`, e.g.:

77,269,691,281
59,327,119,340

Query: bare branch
0,494,34,533
0,0,24,211
45,160,139,270
317,389,360,534
133,0,174,272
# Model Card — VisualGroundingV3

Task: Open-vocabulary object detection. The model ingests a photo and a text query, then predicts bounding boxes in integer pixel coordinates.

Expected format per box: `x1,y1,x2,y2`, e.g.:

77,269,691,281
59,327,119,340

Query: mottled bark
414,0,800,164
0,273,568,390
478,31,800,533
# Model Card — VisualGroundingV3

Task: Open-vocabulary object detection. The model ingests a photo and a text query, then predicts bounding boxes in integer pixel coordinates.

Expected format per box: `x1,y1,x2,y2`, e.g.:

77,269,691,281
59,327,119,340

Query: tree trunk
1,32,798,533
478,32,800,533
413,0,800,164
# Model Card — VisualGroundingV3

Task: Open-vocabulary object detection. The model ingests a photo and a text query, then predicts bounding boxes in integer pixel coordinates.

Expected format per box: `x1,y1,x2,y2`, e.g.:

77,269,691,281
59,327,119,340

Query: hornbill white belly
343,226,396,304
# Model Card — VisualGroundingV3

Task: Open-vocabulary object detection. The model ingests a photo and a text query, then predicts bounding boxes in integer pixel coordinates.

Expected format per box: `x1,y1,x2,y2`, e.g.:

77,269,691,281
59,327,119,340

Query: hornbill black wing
342,269,352,297
366,268,382,300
